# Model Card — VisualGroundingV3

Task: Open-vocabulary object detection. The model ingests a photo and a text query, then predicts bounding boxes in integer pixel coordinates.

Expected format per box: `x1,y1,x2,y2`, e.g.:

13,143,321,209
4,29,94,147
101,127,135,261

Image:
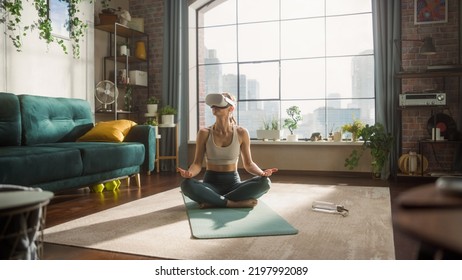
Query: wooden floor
42,171,432,260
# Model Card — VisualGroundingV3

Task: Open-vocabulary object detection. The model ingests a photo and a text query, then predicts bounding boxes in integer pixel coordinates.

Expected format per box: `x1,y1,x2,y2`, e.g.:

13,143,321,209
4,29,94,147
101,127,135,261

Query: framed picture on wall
48,0,70,38
415,0,448,25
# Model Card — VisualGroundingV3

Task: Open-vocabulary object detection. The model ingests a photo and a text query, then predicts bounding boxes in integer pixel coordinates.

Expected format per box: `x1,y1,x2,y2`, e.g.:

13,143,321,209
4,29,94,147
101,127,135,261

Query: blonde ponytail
222,92,237,125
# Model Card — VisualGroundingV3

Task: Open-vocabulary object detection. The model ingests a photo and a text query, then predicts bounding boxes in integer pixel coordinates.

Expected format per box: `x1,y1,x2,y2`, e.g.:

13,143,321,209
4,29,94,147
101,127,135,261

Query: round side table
0,185,54,260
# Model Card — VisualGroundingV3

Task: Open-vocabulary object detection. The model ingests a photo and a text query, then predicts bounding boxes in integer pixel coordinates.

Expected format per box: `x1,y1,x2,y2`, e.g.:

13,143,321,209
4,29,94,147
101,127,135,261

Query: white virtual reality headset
205,93,236,108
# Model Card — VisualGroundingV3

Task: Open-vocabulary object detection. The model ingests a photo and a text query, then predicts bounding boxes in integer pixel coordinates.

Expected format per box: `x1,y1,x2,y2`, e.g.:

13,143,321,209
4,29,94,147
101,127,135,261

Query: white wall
94,0,128,84
0,2,94,105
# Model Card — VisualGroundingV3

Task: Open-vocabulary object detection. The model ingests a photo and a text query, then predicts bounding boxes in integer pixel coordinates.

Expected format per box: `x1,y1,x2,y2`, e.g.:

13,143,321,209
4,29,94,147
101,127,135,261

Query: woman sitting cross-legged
177,93,278,209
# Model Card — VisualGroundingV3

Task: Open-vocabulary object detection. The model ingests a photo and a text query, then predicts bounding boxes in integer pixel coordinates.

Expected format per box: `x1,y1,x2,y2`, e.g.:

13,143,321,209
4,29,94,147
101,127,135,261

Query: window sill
188,140,364,146
250,140,364,146
186,139,371,172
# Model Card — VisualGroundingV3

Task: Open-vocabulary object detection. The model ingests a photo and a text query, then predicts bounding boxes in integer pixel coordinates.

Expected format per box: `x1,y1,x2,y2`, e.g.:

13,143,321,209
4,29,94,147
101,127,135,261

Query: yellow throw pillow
78,120,137,142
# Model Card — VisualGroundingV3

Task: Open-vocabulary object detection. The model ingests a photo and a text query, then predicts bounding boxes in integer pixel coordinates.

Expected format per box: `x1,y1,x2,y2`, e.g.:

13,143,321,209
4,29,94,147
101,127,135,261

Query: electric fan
95,80,118,112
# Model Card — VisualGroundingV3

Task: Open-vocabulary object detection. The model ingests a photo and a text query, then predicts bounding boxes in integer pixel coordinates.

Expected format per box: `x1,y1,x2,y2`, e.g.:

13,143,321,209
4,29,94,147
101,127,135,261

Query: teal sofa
0,92,155,192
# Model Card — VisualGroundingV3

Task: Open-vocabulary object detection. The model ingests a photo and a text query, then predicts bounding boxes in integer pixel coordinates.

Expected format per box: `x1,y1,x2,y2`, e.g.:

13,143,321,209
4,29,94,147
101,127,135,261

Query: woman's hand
177,167,194,178
261,168,278,177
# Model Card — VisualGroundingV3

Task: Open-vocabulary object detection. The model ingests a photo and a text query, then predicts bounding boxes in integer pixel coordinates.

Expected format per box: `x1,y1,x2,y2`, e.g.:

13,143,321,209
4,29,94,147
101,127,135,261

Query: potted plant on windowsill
159,105,177,127
283,106,302,141
344,122,393,179
256,117,283,141
341,119,364,142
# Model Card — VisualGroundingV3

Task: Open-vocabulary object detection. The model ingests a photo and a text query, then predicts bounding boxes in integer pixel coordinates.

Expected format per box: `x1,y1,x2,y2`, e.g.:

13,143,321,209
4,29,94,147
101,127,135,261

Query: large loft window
193,0,374,141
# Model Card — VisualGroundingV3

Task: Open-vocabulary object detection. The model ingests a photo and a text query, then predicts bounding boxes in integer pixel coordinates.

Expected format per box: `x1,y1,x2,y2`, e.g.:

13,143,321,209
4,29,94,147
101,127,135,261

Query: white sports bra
205,125,240,165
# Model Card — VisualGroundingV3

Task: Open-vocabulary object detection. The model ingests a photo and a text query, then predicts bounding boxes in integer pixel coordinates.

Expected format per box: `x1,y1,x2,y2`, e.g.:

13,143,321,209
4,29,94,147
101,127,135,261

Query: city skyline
202,47,374,139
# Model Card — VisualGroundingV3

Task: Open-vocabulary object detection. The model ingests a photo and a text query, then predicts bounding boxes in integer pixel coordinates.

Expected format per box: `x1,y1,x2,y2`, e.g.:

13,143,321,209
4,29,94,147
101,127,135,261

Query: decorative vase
120,44,128,56
135,41,147,60
333,131,342,142
351,132,357,142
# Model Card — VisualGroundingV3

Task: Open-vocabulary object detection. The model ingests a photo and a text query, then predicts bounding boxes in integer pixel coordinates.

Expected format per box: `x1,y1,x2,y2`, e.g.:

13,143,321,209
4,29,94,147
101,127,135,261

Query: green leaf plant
262,116,280,130
1,0,90,58
344,122,394,178
283,106,302,135
159,105,177,115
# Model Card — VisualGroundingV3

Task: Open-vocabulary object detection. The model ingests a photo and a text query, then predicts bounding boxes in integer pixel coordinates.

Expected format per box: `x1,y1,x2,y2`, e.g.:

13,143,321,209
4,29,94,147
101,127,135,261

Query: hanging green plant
67,0,88,58
1,0,27,50
0,0,89,58
100,0,111,11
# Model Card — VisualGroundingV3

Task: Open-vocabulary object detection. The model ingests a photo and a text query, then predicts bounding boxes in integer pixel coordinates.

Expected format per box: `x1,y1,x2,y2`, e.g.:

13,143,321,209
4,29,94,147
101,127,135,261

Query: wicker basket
0,185,52,260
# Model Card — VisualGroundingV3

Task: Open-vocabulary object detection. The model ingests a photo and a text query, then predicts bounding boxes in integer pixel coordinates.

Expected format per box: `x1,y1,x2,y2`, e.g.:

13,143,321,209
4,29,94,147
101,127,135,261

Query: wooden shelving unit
95,23,150,121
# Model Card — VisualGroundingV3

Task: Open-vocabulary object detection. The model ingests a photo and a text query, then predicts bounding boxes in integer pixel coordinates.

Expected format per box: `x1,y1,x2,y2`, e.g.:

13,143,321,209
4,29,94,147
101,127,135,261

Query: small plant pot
286,134,298,142
162,114,175,125
147,104,158,114
99,13,118,25
256,130,283,141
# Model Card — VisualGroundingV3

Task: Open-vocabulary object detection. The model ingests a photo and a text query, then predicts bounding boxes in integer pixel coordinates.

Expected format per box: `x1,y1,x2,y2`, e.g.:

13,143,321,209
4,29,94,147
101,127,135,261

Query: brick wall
129,0,164,120
400,0,460,173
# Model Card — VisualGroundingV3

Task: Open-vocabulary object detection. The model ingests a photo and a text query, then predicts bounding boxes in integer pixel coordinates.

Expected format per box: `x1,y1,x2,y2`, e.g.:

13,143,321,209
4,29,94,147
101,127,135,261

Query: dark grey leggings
180,170,271,207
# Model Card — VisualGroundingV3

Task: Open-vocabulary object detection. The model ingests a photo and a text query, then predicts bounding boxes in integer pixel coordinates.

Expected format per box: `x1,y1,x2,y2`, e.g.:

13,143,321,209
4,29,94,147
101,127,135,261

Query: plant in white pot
144,119,158,136
283,106,302,141
159,105,177,126
256,117,283,141
344,122,393,179
146,96,160,115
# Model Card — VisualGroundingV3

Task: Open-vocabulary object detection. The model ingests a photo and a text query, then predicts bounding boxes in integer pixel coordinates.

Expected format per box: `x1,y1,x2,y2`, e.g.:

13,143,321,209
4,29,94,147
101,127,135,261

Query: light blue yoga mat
182,194,298,239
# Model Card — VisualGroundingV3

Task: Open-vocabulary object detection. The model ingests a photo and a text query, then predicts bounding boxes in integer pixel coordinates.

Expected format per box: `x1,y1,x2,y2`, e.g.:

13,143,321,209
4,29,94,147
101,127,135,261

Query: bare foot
226,199,258,208
199,203,214,209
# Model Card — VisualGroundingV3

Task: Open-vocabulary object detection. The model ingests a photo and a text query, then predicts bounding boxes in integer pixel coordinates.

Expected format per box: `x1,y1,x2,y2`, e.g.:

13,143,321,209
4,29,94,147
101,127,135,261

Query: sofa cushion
0,92,21,146
77,120,137,142
0,146,83,186
19,95,94,145
38,142,145,175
